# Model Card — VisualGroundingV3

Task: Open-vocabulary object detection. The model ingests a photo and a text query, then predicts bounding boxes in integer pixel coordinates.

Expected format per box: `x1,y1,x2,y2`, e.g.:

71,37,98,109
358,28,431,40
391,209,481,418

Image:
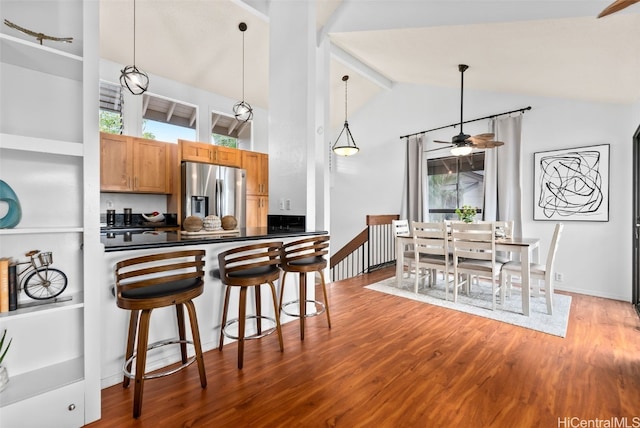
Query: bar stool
115,249,207,418
279,235,331,340
218,241,284,369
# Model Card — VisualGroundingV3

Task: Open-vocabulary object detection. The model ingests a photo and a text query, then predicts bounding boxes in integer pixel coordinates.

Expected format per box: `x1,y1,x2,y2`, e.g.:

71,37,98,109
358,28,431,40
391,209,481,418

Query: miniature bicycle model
16,250,68,300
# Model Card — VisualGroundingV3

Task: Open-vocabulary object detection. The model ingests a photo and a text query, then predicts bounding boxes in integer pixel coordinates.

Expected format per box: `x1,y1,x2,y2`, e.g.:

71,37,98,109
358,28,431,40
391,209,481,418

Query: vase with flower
455,205,477,223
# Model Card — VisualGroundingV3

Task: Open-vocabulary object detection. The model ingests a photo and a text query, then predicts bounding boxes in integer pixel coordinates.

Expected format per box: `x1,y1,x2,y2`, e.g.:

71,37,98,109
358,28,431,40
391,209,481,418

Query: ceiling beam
330,43,394,91
166,102,176,122
211,113,220,132
228,120,238,134
142,94,150,116
316,0,351,46
237,120,250,137
189,109,197,127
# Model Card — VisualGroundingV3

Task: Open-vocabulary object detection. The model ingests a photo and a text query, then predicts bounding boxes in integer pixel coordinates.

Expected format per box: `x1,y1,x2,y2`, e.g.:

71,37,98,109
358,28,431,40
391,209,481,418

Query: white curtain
483,115,523,237
401,135,424,223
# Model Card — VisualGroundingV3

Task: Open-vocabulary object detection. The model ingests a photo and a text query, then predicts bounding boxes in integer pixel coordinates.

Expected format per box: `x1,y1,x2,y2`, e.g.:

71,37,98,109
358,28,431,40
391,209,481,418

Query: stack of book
0,258,18,312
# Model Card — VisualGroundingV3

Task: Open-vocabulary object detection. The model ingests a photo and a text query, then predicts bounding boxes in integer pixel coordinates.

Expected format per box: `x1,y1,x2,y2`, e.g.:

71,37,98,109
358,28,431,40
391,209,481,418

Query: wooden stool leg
176,303,187,364
133,309,152,418
299,272,307,340
255,286,262,335
123,310,139,388
278,271,288,314
268,280,284,352
238,287,247,369
319,270,331,328
184,300,207,388
219,286,231,351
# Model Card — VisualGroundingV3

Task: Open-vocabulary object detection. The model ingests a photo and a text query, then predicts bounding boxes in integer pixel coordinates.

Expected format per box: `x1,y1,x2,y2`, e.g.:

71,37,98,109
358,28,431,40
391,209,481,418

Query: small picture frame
533,144,610,221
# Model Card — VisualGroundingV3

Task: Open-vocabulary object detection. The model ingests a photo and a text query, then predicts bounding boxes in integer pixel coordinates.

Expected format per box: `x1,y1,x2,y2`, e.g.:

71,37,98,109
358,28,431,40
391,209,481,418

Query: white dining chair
412,221,452,297
451,221,506,310
392,219,415,280
500,223,564,315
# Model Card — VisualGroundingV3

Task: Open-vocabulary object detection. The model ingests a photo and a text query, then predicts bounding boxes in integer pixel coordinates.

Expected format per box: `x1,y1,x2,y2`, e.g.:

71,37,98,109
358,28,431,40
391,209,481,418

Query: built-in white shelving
0,33,82,81
0,1,100,424
0,357,83,408
0,133,83,157
0,292,84,320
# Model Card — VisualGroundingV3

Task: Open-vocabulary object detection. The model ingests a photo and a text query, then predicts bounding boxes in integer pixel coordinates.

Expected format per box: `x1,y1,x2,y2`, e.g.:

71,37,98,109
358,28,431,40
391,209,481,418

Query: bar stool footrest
281,299,326,318
222,315,279,341
123,338,197,380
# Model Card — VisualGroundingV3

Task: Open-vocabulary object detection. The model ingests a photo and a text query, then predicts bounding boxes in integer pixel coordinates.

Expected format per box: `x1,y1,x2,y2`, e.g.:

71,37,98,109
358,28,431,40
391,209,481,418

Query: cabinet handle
68,404,76,411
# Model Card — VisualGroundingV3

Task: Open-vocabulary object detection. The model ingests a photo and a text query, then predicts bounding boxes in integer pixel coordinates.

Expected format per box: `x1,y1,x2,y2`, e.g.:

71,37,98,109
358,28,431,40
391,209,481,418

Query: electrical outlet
554,272,564,282
279,199,285,210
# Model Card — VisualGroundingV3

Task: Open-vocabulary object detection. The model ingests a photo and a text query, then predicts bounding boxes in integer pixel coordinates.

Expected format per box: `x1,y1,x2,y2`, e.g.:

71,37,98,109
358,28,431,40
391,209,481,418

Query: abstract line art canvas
533,144,609,221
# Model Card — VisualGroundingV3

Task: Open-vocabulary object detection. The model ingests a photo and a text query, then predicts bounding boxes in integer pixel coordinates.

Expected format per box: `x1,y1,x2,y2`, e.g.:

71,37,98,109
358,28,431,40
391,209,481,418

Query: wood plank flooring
86,267,640,427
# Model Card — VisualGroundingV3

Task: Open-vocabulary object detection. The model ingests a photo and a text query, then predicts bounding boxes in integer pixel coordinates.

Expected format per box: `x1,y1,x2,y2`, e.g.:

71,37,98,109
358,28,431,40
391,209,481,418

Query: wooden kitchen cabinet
242,151,269,195
242,151,269,228
179,139,242,167
246,194,269,228
100,133,171,193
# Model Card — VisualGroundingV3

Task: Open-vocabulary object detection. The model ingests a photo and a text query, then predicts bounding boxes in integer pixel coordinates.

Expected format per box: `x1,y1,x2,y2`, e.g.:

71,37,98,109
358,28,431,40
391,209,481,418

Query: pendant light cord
343,75,349,122
241,29,245,101
133,0,136,65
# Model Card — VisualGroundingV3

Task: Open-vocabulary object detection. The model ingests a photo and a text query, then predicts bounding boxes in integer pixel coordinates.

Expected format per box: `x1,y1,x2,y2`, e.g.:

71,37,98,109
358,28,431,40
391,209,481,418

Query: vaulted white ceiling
99,0,640,129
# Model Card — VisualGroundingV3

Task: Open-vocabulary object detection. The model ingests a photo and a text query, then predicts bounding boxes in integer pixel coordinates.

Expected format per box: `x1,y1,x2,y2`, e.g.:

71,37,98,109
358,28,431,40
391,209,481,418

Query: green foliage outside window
213,134,237,148
99,110,122,134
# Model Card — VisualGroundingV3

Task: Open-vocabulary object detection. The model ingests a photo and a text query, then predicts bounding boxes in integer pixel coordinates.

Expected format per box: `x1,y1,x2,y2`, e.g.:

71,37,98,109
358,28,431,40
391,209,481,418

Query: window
211,111,251,148
142,94,197,142
427,152,485,221
99,80,123,134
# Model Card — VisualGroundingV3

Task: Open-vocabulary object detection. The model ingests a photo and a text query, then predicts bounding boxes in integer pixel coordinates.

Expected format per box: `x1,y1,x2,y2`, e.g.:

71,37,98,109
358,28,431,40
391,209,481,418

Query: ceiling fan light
451,145,473,156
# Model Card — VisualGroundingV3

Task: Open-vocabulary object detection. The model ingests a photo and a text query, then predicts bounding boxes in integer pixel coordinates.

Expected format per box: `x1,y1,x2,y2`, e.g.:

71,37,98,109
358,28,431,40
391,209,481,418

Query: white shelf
0,227,83,236
0,133,83,157
0,33,82,81
0,357,84,408
0,292,83,321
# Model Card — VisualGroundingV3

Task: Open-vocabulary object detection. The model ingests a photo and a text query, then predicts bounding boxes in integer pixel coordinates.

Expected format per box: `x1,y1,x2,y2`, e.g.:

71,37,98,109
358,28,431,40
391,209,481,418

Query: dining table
395,234,540,316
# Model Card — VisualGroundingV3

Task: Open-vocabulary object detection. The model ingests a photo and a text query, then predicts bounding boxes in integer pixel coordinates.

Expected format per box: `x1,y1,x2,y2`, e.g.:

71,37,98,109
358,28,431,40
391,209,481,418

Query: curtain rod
399,106,532,140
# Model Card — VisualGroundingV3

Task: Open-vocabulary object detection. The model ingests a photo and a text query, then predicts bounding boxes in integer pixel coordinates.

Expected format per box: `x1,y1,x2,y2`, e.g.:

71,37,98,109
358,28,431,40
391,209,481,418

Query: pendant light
120,0,149,95
233,22,253,122
332,75,359,156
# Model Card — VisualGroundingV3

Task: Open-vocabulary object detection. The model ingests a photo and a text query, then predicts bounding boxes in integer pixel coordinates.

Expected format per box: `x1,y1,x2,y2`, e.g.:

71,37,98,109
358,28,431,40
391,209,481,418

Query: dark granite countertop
101,228,327,252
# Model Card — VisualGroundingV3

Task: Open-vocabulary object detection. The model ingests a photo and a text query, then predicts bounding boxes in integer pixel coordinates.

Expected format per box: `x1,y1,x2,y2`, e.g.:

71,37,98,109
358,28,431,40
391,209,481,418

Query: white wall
331,82,636,301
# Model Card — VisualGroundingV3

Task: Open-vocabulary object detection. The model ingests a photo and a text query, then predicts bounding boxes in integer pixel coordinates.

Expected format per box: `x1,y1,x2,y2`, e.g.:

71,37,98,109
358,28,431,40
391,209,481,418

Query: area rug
365,276,571,337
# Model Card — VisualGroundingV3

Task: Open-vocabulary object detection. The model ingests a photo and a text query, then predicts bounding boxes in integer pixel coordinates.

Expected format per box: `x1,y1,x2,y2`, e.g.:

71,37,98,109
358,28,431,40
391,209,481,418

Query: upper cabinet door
132,138,170,193
180,140,215,163
100,133,133,192
213,145,242,168
242,151,268,195
100,133,171,194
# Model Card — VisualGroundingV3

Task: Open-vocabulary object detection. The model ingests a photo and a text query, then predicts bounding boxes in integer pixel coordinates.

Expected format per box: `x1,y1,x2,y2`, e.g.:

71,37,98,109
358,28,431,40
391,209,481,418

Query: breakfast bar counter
101,228,327,252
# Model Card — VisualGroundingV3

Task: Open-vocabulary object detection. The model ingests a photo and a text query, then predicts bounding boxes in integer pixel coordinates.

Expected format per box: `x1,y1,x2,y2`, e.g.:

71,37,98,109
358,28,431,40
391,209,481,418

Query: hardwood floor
86,267,640,427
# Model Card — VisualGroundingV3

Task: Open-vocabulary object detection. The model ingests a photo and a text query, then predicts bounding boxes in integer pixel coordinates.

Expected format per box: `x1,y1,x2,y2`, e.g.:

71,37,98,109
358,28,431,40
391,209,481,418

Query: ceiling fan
433,64,504,156
598,0,640,18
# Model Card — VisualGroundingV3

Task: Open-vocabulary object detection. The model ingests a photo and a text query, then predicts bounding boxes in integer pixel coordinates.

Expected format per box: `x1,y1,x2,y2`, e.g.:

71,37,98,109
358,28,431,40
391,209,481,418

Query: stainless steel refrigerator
181,161,246,228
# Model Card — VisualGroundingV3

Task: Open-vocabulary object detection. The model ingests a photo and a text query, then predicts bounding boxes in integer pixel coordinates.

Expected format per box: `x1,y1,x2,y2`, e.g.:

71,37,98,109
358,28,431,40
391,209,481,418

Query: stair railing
330,214,399,281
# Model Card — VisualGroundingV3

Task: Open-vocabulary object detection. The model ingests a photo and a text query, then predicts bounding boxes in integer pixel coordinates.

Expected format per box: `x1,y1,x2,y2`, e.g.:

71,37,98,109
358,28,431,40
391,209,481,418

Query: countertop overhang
101,228,328,252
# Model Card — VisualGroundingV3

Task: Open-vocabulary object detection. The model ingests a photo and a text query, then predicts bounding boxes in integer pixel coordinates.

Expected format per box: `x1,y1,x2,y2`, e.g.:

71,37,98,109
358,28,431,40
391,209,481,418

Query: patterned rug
365,275,571,337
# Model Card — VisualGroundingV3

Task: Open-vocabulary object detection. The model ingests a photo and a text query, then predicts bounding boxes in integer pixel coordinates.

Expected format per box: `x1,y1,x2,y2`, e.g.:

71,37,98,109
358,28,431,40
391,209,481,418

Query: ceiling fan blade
426,145,453,153
598,0,640,18
433,140,453,144
467,133,495,144
472,140,505,149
